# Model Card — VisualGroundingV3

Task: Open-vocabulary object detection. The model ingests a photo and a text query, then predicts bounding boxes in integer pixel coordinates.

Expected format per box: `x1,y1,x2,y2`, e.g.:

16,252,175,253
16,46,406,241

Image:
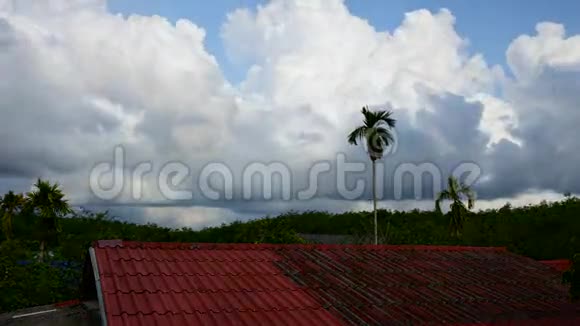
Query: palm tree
435,176,475,237
348,106,396,245
27,179,71,262
0,191,25,240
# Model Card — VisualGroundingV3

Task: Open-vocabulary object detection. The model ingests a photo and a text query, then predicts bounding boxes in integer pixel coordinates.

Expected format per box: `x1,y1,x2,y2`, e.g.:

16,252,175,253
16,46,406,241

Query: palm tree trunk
39,240,45,262
2,212,12,241
372,160,378,245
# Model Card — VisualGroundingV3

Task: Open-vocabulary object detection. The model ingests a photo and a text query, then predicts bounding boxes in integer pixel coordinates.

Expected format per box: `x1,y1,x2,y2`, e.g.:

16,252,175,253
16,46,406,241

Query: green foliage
0,260,81,312
347,106,396,161
563,253,579,302
26,179,72,262
435,176,476,237
2,180,580,312
162,215,305,245
0,191,26,240
0,240,81,312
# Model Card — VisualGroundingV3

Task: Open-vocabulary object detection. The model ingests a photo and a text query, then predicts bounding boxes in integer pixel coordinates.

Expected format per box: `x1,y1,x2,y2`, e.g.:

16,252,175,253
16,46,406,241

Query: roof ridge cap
95,239,123,248
93,240,508,252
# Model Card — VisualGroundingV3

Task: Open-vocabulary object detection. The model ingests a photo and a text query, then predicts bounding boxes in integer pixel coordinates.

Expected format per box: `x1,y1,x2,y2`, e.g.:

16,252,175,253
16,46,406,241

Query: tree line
2,179,579,311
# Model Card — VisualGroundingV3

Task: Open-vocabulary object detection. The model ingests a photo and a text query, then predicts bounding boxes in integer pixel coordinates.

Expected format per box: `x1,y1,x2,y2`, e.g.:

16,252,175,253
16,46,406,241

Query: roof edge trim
89,247,108,326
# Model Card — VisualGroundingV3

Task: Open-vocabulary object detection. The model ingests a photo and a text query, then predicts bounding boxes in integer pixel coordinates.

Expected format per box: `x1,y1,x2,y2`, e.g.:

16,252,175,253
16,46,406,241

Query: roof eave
89,247,108,326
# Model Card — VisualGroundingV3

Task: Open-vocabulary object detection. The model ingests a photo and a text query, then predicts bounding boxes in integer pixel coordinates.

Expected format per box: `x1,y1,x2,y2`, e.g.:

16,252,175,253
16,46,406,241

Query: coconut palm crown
27,179,71,261
435,176,476,237
0,191,26,240
347,106,396,161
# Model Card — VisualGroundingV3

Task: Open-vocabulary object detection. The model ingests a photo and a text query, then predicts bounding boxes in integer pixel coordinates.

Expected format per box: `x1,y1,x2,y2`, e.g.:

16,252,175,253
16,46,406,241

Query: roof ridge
94,240,507,252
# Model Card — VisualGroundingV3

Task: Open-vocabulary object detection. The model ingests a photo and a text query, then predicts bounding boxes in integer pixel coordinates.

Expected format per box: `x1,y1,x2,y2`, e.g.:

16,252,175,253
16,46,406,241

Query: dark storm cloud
480,67,580,198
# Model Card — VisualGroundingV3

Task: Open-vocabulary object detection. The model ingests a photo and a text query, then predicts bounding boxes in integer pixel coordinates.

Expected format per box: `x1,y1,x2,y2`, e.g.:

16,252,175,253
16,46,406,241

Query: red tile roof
91,241,580,325
539,259,572,272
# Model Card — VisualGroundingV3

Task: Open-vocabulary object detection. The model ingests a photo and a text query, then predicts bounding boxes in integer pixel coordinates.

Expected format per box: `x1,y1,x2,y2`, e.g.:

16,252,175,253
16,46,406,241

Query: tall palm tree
0,191,25,240
27,179,71,262
348,106,396,245
435,176,475,237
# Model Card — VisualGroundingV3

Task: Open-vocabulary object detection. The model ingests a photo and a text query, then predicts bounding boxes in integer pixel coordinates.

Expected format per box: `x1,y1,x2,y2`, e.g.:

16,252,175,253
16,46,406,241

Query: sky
108,0,580,82
1,0,580,229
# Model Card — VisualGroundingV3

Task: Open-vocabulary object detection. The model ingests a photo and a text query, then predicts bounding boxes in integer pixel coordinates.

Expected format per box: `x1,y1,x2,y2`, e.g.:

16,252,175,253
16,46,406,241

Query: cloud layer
1,0,579,228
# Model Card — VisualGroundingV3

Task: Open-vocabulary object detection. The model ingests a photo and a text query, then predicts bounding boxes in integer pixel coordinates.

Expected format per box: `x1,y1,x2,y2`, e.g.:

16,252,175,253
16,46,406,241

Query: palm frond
362,107,397,129
435,190,452,214
375,110,396,128
350,107,397,164
365,128,387,160
459,184,476,209
28,179,71,219
447,176,460,200
347,126,367,145
361,106,374,127
1,191,24,211
375,127,395,147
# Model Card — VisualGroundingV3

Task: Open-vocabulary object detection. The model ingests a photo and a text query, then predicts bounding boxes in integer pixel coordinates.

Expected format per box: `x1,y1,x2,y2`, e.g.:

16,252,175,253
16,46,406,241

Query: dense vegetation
1,180,579,312
564,254,580,301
